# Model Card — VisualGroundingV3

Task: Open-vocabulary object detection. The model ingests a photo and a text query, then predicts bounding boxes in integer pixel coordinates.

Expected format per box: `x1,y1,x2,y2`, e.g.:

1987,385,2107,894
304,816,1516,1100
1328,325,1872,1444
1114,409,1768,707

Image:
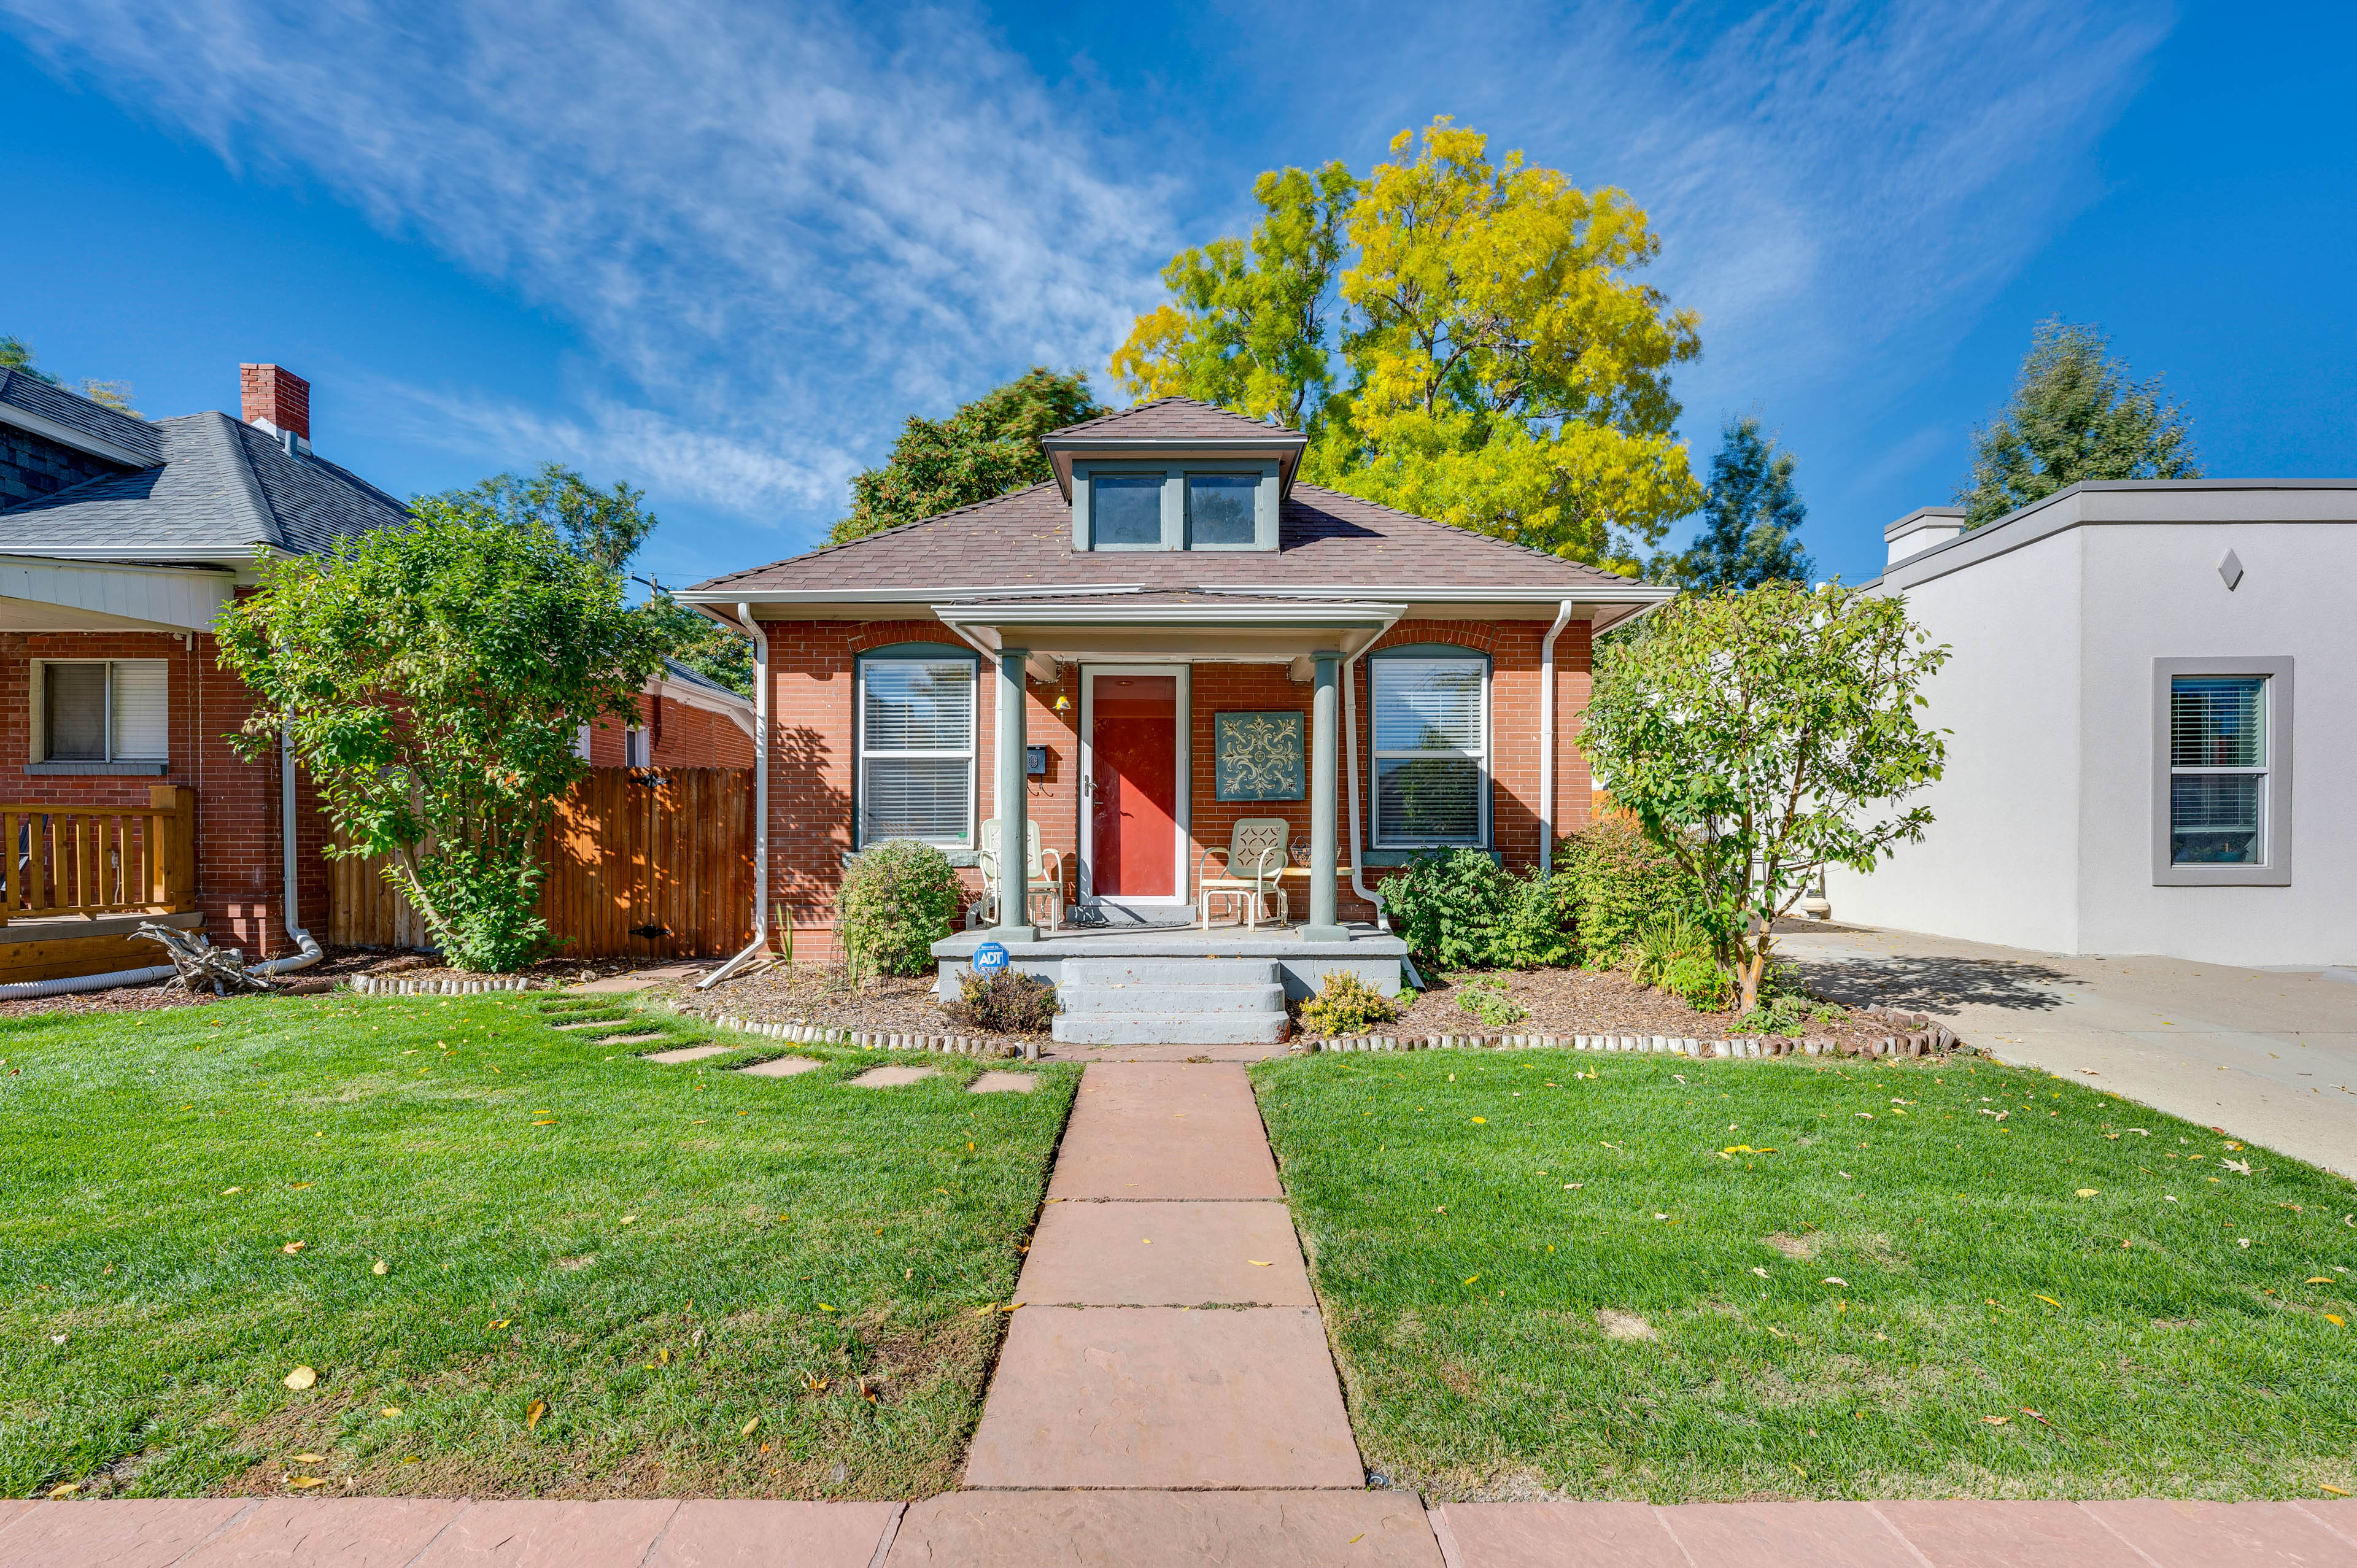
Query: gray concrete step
1061,957,1280,987
1058,981,1287,1015
1051,1011,1292,1046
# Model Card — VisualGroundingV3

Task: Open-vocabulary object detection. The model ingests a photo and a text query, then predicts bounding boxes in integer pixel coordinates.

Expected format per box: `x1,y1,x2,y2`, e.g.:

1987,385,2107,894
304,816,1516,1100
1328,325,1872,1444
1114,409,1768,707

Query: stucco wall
1827,530,2087,953
1832,510,2357,967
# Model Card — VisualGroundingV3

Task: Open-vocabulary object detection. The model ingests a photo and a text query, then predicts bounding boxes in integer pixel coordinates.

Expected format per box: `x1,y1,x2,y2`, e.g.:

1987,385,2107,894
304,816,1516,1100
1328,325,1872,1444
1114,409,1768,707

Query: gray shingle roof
687,480,1639,597
0,410,406,557
0,368,165,465
1043,396,1302,442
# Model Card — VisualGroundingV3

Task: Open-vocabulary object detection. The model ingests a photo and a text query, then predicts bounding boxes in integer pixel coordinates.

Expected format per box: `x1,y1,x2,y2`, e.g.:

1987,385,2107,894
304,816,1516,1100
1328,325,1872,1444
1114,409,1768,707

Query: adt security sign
972,942,1010,975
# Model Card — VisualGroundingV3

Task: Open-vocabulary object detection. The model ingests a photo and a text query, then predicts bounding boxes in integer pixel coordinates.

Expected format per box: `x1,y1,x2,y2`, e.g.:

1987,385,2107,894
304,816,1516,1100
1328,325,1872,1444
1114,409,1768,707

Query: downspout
1341,614,1417,983
698,604,771,987
1537,599,1575,878
254,728,323,975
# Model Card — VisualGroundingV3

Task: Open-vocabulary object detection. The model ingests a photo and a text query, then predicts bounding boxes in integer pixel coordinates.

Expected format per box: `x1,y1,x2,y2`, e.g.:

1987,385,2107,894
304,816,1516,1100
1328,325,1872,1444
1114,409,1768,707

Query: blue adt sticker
972,942,1010,974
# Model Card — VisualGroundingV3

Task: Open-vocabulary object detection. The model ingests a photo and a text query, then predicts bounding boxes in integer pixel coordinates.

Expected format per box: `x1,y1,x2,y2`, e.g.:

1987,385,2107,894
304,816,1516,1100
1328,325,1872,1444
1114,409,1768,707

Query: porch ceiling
931,599,1407,663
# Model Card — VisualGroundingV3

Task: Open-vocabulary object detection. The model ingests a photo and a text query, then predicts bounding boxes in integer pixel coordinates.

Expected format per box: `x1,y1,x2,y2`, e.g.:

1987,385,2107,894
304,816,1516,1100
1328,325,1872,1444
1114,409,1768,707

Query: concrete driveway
1777,922,2357,1177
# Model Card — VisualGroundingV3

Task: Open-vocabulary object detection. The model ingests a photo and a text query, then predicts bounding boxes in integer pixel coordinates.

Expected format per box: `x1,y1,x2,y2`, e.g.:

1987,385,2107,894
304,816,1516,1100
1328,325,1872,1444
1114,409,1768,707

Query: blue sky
3,0,2351,589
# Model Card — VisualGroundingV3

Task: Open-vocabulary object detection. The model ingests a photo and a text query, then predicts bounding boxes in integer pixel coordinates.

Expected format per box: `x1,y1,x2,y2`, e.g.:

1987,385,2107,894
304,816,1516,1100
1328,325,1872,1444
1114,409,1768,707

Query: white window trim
855,652,978,851
1368,651,1491,850
29,657,171,768
2151,655,2293,887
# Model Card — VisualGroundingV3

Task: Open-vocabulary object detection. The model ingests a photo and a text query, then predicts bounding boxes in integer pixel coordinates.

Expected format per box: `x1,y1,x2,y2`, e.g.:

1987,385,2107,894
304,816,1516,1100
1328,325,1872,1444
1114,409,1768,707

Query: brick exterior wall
0,630,328,958
758,612,1596,962
0,423,136,508
583,690,755,769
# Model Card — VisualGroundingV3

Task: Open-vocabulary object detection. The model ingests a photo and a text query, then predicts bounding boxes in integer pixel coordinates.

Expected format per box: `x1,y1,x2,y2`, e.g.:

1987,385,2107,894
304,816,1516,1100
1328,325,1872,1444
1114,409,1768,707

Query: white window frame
1368,650,1491,849
29,657,171,772
855,649,979,851
1070,461,1280,552
2151,655,2293,887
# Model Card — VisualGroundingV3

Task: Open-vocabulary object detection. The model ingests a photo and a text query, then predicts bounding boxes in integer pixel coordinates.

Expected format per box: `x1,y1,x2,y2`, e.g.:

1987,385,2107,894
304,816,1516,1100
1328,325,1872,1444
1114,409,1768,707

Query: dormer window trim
1071,460,1281,554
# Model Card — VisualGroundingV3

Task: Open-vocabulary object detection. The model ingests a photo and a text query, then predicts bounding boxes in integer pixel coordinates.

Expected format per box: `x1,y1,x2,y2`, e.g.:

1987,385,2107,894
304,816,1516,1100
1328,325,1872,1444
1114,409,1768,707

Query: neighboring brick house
679,398,1671,1004
581,659,756,770
0,363,400,982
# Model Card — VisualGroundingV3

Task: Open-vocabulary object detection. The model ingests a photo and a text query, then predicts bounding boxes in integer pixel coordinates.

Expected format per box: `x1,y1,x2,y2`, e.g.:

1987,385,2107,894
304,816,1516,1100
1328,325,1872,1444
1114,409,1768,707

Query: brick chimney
240,363,311,444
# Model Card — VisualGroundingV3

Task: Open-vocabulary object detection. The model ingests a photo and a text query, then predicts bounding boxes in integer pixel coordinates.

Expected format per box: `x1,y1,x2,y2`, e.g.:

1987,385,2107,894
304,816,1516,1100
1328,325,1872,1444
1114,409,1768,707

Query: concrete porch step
1051,1010,1291,1046
1061,958,1280,987
1058,981,1286,1015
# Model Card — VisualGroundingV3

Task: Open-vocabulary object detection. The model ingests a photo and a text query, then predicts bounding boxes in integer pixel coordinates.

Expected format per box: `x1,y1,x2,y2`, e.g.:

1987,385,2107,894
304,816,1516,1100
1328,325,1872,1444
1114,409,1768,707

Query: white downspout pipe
1537,598,1576,878
1340,612,1403,921
699,605,771,988
254,730,324,975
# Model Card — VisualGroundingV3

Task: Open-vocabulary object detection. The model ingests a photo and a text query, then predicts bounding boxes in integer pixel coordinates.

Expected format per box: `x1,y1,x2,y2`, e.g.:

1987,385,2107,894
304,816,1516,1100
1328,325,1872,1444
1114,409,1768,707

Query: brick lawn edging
707,1012,1034,1061
1291,1006,1964,1060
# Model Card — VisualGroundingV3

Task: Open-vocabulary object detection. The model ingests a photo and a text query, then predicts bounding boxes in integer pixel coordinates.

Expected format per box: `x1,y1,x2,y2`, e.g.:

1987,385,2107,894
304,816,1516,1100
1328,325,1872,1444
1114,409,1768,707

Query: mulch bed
655,962,1050,1056
1377,965,1919,1053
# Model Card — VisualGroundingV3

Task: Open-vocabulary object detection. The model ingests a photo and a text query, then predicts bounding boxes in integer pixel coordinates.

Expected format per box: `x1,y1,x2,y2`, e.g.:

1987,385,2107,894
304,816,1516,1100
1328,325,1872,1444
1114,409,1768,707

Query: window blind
864,759,971,842
862,661,973,751
1373,660,1485,752
109,661,169,760
2170,676,2264,768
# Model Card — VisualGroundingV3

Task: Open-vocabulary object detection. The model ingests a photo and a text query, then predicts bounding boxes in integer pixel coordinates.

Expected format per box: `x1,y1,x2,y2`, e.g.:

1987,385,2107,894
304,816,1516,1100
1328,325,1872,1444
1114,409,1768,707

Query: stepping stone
962,1305,1361,1488
738,1056,822,1078
850,1065,937,1087
643,1045,731,1065
1019,1201,1311,1307
598,1031,667,1045
970,1071,1037,1094
551,1017,630,1030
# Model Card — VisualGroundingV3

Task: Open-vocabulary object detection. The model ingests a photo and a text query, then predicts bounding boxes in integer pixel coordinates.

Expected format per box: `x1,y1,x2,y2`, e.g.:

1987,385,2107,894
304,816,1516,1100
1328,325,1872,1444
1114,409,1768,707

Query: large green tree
219,501,671,970
829,367,1103,546
1959,318,2200,525
1110,118,1703,571
1579,582,1948,1011
1649,415,1813,591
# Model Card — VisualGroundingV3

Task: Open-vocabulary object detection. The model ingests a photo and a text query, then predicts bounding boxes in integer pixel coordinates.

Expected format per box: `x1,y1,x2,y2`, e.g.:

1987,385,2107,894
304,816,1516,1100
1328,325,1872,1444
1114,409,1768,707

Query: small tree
219,503,670,970
1958,317,2200,525
1579,582,1948,1011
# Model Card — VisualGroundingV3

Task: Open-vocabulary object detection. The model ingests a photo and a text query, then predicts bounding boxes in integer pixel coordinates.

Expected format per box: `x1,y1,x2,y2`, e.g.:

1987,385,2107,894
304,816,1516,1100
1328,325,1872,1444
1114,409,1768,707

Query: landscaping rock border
708,1013,1033,1061
1289,1024,1961,1059
347,975,540,996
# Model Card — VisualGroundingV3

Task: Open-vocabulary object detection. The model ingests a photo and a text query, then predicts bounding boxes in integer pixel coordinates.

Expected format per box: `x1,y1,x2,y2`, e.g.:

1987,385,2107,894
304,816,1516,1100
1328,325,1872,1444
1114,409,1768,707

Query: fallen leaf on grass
2322,1485,2351,1497
2075,1189,2099,1198
2327,1315,2346,1327
620,1216,637,1226
2223,1157,2254,1176
1982,1415,2010,1425
741,1416,759,1435
527,1400,547,1429
1470,1117,1487,1125
281,1242,306,1255
290,1453,325,1463
1463,1275,1480,1284
2308,1277,2337,1284
222,1187,242,1195
47,1483,77,1499
486,1319,511,1332
2020,1408,2055,1427
381,1407,401,1418
805,1375,829,1392
285,1476,327,1489
284,1366,317,1390
1749,1267,1771,1278
1822,1276,1848,1286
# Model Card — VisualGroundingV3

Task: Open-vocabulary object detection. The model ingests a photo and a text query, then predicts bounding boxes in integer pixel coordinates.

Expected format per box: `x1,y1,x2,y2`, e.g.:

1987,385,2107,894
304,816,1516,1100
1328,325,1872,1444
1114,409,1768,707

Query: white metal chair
1198,816,1290,930
977,817,1065,932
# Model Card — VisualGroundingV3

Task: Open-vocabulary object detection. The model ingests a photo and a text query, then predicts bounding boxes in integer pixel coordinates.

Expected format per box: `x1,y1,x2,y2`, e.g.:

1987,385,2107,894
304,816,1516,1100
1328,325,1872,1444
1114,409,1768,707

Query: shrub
1558,816,1697,970
837,838,965,980
1743,992,1843,1037
1453,973,1527,1028
1629,913,1732,1010
1376,850,1575,971
1298,971,1401,1036
944,968,1058,1033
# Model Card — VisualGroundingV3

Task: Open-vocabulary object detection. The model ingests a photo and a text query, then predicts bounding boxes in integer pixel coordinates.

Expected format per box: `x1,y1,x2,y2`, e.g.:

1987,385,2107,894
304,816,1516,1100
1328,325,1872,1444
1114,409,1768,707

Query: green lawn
1253,1048,2357,1502
2,993,1075,1500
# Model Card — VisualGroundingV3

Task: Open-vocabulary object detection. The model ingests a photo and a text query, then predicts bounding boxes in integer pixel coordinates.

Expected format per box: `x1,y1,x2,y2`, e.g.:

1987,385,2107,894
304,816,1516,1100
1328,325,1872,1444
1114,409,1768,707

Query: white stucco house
1826,479,2355,968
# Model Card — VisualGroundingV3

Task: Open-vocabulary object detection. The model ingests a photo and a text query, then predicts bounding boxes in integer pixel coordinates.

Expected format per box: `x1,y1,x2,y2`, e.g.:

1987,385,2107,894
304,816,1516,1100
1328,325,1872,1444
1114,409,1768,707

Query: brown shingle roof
1042,396,1301,442
686,481,1640,598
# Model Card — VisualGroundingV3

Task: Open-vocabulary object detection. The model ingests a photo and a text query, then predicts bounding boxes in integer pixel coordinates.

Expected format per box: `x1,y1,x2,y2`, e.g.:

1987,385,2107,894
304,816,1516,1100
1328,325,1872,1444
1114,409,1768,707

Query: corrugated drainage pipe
700,603,771,989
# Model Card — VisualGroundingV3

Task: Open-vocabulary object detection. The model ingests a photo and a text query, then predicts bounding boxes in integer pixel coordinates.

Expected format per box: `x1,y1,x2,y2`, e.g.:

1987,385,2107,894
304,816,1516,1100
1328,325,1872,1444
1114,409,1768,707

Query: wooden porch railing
0,784,196,924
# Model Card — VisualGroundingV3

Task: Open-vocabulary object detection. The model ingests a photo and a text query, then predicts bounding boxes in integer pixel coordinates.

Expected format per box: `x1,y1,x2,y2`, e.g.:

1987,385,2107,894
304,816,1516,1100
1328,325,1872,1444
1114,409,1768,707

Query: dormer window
1072,463,1279,552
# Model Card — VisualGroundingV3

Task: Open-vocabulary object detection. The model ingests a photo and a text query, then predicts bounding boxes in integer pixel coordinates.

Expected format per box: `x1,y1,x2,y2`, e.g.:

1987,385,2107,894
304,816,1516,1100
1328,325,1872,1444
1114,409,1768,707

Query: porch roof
932,595,1408,662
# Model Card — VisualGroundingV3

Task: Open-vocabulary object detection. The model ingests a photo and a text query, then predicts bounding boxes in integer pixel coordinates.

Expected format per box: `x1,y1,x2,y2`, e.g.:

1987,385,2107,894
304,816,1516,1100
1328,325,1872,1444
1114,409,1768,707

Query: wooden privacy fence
0,784,196,923
328,767,754,959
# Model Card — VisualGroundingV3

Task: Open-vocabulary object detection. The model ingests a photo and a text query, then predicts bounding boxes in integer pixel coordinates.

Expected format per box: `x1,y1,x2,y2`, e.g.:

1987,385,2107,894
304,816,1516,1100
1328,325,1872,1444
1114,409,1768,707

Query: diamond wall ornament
1213,711,1305,801
2218,549,2244,590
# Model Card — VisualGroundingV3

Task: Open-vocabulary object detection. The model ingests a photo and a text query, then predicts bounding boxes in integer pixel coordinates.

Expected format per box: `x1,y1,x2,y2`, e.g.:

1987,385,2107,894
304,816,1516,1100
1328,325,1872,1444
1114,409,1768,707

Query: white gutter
1537,598,1575,877
255,729,323,976
698,604,772,988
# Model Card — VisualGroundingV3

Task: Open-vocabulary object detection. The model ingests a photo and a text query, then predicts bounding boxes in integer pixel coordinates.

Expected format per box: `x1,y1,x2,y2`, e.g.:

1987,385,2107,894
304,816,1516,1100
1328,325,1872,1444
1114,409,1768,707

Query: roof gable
1043,396,1300,443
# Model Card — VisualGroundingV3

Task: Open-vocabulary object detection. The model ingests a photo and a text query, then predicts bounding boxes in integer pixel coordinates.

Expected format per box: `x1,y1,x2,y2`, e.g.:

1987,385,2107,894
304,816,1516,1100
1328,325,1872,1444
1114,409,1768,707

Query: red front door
1089,674,1178,898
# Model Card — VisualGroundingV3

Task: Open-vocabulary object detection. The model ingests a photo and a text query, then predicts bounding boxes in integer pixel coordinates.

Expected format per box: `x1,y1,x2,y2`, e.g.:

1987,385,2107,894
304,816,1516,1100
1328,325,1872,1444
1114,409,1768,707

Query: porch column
1300,649,1348,941
991,646,1035,941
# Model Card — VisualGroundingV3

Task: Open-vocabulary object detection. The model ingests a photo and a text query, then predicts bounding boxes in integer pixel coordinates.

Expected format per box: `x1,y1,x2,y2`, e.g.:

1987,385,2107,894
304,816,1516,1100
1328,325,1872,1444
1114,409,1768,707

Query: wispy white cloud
1,0,1176,542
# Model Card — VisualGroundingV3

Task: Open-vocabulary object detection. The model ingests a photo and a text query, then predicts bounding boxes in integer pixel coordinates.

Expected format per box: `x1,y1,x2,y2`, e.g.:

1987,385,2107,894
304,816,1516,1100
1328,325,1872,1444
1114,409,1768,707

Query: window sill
1361,847,1499,867
25,761,169,776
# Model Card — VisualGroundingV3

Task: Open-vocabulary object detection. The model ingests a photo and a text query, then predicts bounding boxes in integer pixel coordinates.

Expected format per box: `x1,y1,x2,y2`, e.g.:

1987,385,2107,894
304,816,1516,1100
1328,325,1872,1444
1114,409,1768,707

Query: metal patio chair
977,817,1064,932
1198,816,1290,930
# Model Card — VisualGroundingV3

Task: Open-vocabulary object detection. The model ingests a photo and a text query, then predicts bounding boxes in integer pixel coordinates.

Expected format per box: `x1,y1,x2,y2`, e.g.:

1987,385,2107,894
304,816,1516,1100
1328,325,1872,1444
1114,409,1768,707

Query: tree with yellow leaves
1110,119,1702,571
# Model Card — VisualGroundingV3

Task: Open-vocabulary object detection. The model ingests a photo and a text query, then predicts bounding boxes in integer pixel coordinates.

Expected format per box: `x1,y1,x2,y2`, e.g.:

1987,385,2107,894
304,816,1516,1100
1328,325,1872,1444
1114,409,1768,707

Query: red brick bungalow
680,400,1668,1033
0,363,752,987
